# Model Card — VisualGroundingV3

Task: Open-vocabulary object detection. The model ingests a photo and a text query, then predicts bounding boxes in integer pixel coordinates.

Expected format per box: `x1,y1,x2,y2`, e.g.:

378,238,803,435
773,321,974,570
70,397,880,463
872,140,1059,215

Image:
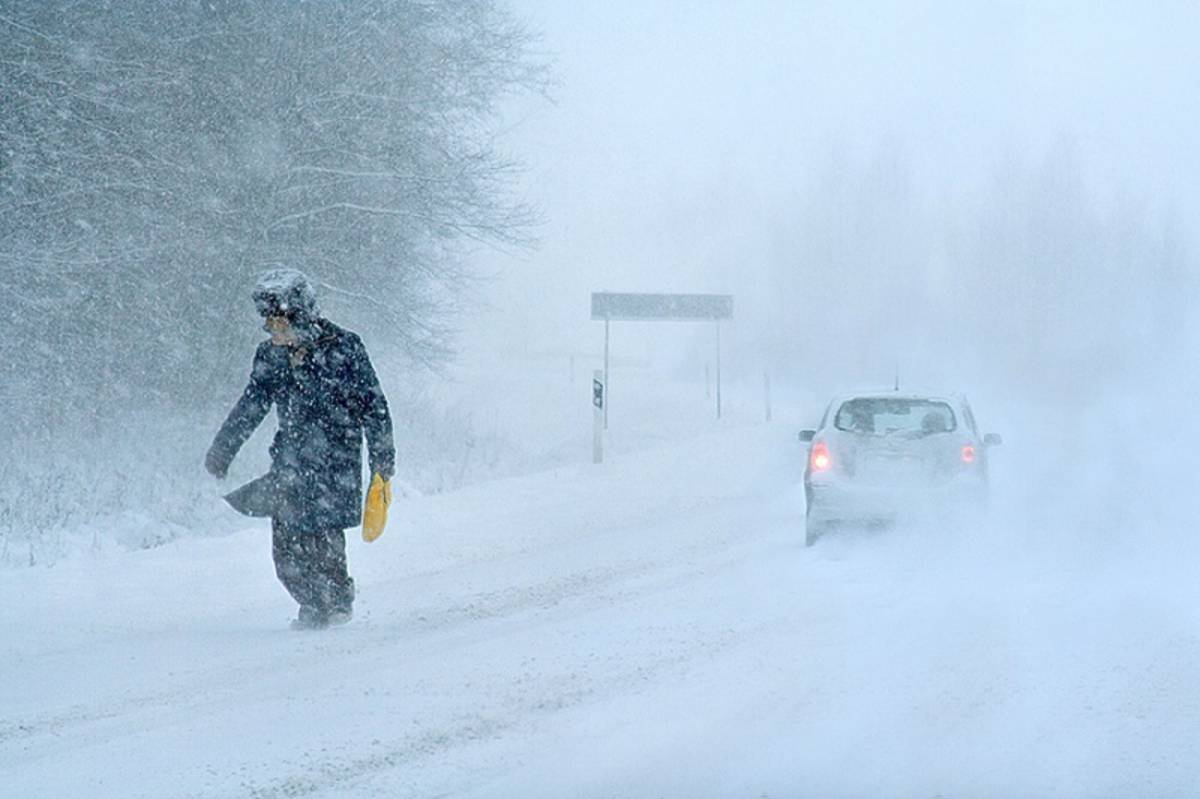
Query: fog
4,2,1200,795
472,1,1198,395
454,0,1200,549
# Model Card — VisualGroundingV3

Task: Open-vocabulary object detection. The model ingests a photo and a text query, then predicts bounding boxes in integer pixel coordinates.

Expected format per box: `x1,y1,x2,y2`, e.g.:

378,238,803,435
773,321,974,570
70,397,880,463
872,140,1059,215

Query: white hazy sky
460,1,1200,368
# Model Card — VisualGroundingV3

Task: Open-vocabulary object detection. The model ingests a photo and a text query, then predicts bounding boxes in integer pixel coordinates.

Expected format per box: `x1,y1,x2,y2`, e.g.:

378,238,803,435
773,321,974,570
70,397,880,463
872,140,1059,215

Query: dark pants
271,519,355,614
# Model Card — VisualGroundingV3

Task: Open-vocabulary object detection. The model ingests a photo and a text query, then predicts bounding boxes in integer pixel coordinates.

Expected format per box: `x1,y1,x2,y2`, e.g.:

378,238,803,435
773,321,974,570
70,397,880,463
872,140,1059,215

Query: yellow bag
362,473,391,542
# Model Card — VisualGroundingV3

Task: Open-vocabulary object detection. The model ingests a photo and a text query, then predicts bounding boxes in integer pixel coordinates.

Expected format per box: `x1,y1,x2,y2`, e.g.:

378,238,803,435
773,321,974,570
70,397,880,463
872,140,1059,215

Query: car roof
827,389,969,407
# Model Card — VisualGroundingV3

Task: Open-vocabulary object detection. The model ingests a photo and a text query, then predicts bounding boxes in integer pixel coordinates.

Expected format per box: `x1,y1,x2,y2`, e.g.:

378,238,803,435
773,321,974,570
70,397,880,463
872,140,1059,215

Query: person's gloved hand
205,446,230,479
362,472,391,542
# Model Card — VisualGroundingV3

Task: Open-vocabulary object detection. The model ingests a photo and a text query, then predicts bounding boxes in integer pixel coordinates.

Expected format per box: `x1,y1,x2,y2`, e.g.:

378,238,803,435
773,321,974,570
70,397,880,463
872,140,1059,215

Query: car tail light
811,442,832,472
961,444,976,464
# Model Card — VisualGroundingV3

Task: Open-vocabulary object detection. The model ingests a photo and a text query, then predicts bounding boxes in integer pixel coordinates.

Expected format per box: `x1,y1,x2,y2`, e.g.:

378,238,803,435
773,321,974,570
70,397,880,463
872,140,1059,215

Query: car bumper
806,476,985,524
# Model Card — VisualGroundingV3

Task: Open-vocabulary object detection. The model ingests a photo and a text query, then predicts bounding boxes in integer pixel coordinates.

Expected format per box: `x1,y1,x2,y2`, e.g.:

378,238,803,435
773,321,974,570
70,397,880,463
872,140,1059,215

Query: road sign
591,292,734,427
593,370,604,464
591,293,733,322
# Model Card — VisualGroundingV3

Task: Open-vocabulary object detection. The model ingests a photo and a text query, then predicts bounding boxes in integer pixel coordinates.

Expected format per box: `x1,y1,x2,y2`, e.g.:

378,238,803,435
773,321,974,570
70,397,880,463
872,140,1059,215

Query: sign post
603,318,610,430
716,320,722,420
592,369,605,464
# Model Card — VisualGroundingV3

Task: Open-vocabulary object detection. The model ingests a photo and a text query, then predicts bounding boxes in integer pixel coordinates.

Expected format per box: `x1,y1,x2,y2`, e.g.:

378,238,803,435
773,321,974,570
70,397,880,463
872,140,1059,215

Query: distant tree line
0,0,546,421
761,139,1193,397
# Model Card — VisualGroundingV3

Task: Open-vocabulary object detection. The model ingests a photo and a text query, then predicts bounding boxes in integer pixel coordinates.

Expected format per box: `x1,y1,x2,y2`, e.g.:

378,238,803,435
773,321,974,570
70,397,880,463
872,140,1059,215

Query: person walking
206,269,394,629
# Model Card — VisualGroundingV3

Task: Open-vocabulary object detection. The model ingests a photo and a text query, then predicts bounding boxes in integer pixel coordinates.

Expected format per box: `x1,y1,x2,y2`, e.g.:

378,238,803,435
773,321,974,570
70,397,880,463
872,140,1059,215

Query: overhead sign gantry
590,292,734,434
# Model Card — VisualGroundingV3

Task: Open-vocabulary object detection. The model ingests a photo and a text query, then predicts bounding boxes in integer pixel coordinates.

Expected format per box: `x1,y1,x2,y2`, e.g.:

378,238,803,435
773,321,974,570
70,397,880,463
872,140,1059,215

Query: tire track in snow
239,614,764,799
0,501,770,772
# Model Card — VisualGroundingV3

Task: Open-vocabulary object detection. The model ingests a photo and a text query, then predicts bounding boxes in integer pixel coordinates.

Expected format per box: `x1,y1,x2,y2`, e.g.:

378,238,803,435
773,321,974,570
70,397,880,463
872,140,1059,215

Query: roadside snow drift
3,408,1199,798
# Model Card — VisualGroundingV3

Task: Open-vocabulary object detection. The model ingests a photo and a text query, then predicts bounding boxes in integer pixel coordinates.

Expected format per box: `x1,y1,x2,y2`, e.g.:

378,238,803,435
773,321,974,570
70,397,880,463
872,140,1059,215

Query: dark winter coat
207,319,394,531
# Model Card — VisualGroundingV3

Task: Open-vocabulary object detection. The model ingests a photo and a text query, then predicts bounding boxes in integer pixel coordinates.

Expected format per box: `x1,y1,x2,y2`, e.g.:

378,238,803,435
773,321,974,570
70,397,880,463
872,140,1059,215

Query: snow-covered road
3,423,1199,797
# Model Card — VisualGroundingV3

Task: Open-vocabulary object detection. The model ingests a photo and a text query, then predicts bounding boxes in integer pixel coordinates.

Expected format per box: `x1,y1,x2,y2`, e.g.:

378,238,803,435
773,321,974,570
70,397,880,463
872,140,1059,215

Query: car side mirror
984,433,1002,446
798,430,816,443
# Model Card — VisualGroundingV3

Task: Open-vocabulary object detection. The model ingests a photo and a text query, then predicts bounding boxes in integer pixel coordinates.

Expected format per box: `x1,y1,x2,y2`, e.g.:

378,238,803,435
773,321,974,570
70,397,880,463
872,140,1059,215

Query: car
799,391,1001,546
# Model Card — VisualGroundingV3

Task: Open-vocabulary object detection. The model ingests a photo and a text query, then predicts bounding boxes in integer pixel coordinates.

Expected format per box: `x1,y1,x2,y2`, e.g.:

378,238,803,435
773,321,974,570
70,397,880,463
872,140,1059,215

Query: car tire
805,509,826,548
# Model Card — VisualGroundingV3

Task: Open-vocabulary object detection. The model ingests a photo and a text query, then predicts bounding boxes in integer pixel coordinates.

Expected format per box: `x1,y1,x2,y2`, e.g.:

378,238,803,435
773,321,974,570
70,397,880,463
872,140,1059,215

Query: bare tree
0,0,548,421
762,140,1195,397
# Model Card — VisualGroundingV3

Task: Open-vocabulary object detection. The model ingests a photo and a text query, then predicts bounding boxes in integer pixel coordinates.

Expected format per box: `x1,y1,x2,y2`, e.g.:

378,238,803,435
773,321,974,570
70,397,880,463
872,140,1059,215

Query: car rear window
834,398,957,435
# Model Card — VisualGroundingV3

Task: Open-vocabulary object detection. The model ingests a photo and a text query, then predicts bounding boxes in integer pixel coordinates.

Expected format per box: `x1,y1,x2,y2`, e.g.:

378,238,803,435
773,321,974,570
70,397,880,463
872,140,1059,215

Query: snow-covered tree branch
0,0,548,419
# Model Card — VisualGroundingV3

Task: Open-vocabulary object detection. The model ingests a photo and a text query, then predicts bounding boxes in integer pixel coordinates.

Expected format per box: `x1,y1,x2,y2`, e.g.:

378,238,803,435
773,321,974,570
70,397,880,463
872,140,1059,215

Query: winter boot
290,605,328,630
